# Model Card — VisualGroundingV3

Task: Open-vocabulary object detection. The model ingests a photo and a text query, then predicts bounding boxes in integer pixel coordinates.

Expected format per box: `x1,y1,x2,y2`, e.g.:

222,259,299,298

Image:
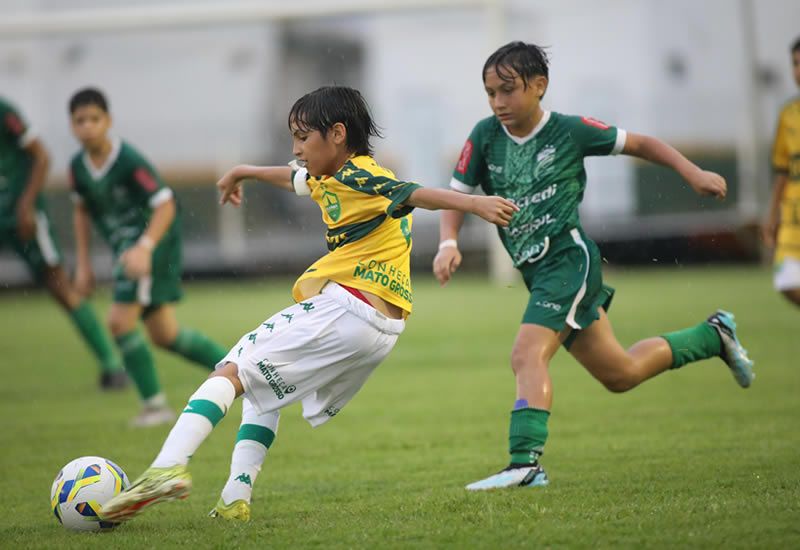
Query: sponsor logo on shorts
257,360,296,400
535,300,562,312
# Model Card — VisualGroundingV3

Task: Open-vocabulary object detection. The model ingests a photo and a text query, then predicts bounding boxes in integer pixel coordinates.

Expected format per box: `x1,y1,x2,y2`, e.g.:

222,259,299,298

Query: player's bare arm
120,198,175,279
217,165,293,206
405,187,518,226
16,138,50,242
73,203,95,296
623,132,727,199
762,172,788,248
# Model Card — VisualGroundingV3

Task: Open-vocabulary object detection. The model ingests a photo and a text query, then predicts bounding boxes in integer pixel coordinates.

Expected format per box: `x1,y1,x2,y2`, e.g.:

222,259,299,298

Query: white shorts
774,257,800,291
217,282,405,427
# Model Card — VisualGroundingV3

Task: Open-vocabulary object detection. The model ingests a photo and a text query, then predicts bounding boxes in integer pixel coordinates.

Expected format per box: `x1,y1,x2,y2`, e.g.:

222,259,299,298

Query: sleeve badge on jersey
581,116,610,130
134,167,158,192
456,139,473,175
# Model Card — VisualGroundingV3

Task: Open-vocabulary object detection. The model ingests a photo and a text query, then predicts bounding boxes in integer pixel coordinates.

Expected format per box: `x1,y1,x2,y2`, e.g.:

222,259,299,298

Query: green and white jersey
0,97,37,224
451,111,626,266
70,138,177,255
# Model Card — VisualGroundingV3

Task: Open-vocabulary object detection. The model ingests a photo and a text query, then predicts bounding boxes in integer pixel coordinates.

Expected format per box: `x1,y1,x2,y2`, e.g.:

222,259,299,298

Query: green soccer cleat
208,498,250,522
98,465,192,522
706,310,755,388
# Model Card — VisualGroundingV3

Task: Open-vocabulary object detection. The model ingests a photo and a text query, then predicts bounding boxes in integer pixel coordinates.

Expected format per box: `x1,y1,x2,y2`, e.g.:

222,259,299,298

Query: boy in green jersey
68,88,228,427
434,42,755,490
0,96,126,390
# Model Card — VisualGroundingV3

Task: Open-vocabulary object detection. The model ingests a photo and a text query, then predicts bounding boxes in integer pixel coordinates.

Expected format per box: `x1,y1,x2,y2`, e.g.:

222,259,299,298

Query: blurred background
1,0,799,286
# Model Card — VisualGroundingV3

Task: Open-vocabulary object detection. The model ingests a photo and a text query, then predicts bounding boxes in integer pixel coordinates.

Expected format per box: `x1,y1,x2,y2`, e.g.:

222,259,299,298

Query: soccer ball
50,456,130,531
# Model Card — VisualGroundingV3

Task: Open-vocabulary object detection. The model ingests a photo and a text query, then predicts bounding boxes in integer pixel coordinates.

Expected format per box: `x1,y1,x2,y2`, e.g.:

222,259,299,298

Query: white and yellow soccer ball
50,456,130,531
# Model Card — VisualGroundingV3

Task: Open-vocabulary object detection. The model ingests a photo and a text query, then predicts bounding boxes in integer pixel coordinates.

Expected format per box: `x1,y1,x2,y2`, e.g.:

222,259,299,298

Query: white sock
220,397,279,505
151,377,236,468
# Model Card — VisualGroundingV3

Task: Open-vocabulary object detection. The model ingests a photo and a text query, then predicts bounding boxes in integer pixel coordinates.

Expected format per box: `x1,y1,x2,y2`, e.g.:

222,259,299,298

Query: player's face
290,121,346,177
484,66,547,134
70,105,111,151
793,50,800,88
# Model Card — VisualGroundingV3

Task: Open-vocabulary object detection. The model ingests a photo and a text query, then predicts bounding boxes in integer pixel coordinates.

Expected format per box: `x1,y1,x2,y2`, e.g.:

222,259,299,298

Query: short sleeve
570,116,626,157
772,108,790,173
289,160,311,196
450,121,488,194
126,150,172,208
1,102,35,148
338,163,422,218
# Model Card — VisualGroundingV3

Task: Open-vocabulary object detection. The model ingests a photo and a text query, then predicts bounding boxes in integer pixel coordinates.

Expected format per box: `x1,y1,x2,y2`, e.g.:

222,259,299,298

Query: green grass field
1,267,798,549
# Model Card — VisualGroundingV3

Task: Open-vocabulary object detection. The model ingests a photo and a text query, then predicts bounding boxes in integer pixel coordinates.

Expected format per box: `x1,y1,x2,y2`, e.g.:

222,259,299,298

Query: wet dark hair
483,41,550,95
288,86,382,156
69,87,109,114
792,36,800,55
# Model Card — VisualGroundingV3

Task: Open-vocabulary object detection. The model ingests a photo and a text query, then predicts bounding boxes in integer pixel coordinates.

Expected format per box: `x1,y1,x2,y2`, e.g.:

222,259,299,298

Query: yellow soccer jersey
773,96,800,262
291,155,421,315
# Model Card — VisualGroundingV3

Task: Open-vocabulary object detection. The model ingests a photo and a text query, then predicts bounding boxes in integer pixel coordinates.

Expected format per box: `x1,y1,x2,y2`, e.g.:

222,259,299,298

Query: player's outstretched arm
405,187,518,226
73,203,95,296
217,165,293,206
623,132,727,199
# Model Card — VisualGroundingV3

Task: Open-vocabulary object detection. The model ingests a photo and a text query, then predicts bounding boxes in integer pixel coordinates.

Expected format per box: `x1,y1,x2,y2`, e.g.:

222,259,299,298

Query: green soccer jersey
70,138,177,255
0,98,36,225
451,111,626,266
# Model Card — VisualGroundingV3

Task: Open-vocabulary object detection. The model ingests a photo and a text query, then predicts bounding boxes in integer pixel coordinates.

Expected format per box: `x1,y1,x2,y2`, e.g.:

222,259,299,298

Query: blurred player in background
98,85,518,523
434,41,755,491
0,96,126,390
68,87,228,427
762,36,800,306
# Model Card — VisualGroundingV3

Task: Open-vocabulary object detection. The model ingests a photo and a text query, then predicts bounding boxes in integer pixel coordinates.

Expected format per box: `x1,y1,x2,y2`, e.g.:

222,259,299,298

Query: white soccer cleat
465,463,549,491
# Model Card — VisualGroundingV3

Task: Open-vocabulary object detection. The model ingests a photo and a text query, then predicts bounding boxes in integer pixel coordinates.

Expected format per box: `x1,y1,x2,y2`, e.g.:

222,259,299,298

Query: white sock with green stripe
151,377,236,468
220,397,279,505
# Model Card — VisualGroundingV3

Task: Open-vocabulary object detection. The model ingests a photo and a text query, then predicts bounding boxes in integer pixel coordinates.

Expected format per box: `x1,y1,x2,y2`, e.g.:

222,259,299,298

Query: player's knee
510,347,543,375
780,289,800,307
602,376,636,393
148,331,174,349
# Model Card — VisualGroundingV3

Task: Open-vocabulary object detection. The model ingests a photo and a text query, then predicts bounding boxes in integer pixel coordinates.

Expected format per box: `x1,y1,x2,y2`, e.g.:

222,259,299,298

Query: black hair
288,86,382,156
68,87,109,114
483,41,550,94
792,36,800,55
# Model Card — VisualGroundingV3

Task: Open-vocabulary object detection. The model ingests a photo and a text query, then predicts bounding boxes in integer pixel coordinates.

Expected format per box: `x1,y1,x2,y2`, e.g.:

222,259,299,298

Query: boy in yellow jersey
100,86,518,522
763,37,800,305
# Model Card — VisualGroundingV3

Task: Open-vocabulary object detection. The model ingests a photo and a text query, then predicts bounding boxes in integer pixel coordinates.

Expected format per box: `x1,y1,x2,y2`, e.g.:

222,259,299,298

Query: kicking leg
209,397,279,522
100,363,244,522
144,304,227,370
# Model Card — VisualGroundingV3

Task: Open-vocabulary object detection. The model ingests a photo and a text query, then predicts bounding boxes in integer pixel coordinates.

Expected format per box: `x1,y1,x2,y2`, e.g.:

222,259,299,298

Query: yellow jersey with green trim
773,96,800,262
291,155,421,315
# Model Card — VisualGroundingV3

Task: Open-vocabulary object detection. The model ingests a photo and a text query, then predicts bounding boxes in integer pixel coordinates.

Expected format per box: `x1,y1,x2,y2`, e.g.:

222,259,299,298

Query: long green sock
509,407,550,465
68,301,122,373
168,327,227,370
116,330,161,400
661,322,721,369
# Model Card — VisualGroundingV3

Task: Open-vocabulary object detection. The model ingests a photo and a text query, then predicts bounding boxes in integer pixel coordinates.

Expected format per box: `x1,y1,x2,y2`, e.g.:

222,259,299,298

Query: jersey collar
82,136,122,180
501,110,551,145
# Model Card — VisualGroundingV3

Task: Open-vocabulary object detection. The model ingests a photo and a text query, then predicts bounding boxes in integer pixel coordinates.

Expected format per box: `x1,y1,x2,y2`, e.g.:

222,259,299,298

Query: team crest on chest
322,189,341,222
534,144,556,181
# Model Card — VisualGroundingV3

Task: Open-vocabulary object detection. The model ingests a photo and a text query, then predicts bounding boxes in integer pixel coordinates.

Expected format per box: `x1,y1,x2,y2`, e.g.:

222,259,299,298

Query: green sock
509,407,550,465
661,322,721,369
168,327,227,370
116,330,161,400
68,301,122,373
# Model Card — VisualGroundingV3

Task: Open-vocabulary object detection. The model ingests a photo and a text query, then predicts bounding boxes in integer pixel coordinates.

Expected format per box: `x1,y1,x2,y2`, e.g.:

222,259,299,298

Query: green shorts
112,231,183,310
0,206,63,282
518,228,614,348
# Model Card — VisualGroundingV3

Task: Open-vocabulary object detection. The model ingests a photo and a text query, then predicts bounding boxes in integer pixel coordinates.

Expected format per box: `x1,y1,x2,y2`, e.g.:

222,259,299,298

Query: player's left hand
686,169,727,199
217,169,243,207
15,202,37,242
120,244,152,279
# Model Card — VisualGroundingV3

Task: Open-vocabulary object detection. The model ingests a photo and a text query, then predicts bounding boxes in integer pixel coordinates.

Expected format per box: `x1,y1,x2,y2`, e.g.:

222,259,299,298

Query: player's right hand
74,266,95,297
216,169,243,206
433,246,462,287
472,196,519,227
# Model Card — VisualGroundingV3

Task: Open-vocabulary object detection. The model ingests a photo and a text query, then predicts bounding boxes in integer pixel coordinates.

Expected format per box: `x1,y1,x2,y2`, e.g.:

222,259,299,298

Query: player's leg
109,301,171,425
774,257,800,307
781,289,800,306
11,213,124,386
100,362,245,522
143,304,227,370
465,323,563,491
569,307,754,390
209,398,279,522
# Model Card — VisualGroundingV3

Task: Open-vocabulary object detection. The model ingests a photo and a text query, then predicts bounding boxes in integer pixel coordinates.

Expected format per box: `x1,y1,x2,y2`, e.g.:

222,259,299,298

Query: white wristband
438,239,458,251
138,235,155,251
